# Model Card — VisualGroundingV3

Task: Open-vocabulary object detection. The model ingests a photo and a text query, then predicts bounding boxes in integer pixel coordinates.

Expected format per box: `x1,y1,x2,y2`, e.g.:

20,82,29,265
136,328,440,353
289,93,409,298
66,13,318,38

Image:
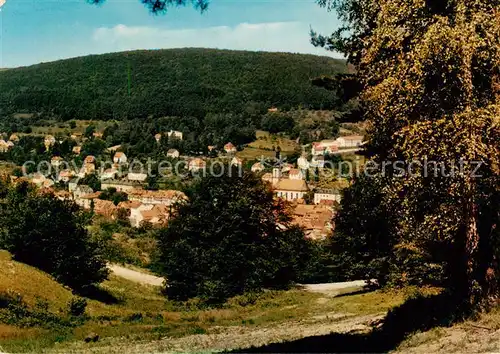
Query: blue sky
0,0,342,68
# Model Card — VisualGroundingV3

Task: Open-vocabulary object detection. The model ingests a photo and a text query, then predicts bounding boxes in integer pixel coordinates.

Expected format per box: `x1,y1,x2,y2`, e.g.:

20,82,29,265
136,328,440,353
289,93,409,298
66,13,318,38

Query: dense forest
0,48,347,121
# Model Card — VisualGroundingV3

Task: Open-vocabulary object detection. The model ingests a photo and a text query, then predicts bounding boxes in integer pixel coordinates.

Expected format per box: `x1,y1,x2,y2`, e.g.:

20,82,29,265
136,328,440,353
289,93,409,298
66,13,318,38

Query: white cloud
92,22,342,58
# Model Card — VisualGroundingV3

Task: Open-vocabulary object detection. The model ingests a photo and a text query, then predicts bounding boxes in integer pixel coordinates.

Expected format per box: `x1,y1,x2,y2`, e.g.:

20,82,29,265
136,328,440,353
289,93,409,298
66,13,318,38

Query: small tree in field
0,182,109,291
156,168,314,303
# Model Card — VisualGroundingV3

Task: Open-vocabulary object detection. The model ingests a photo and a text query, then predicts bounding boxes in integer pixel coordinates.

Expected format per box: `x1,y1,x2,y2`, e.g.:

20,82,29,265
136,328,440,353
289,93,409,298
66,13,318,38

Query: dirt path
108,264,164,287
54,312,384,353
301,281,369,292
109,264,370,294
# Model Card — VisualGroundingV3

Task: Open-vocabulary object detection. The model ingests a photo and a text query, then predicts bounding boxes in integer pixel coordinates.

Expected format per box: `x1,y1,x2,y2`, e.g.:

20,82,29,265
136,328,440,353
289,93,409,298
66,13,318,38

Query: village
2,128,364,240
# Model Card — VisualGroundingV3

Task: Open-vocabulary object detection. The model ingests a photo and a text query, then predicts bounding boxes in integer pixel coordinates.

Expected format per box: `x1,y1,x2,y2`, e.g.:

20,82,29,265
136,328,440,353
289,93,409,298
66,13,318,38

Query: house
289,169,304,180
44,135,56,149
167,149,180,159
51,156,64,168
122,202,169,228
84,163,96,174
30,173,49,187
93,132,103,139
54,190,72,201
68,179,79,193
0,140,10,153
75,191,101,209
106,145,122,152
127,189,187,206
138,205,169,227
311,155,325,168
207,145,216,152
6,141,14,148
251,162,265,173
275,179,309,201
72,146,81,155
73,185,94,199
121,201,151,227
84,155,96,165
113,152,127,164
93,199,116,218
188,158,206,172
58,169,74,183
70,132,83,141
101,180,140,192
9,134,19,143
262,168,281,187
154,133,162,143
127,172,148,182
167,130,183,141
314,188,342,205
281,163,294,173
335,135,364,148
231,156,243,167
311,140,340,155
297,156,310,170
311,143,326,156
224,142,237,154
101,168,118,180
268,107,279,113
292,204,334,240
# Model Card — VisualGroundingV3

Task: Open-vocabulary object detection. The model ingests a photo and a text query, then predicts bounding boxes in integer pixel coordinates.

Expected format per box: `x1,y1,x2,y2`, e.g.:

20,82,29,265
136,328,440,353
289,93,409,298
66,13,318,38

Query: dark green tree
156,169,314,303
0,182,109,291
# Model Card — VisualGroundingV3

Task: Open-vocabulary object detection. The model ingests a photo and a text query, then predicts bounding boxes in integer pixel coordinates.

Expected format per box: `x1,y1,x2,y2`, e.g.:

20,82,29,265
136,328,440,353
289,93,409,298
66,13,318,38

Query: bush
67,297,87,317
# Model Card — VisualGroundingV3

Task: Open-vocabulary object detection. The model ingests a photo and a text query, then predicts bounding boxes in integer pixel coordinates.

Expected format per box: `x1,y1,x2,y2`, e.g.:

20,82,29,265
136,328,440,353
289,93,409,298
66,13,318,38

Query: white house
167,149,180,159
314,188,342,205
127,189,187,206
58,169,74,183
281,163,294,173
335,135,364,148
251,162,265,173
311,155,325,169
72,146,81,155
101,180,139,192
167,130,183,141
73,185,94,199
101,168,118,180
189,158,206,172
155,133,162,143
127,172,148,182
44,135,56,149
0,140,11,153
113,152,127,164
311,140,340,156
289,169,304,180
275,179,309,202
51,156,64,168
297,156,310,170
231,156,243,167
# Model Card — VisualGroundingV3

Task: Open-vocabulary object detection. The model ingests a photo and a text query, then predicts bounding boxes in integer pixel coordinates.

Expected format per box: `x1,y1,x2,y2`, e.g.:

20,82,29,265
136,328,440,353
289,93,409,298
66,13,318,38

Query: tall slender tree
315,0,499,306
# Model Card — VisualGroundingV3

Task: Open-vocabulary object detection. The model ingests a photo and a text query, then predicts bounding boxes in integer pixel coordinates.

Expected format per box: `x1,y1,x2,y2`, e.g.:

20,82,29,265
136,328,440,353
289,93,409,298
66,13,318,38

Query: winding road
108,264,370,292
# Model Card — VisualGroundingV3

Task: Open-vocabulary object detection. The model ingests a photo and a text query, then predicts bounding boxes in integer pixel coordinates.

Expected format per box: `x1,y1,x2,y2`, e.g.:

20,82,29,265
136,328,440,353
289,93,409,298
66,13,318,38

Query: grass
29,120,117,136
3,250,483,354
0,249,410,352
237,131,299,160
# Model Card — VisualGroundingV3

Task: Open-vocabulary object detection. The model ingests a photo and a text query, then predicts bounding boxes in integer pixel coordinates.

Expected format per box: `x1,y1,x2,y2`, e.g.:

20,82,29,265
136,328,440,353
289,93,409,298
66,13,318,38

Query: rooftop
275,179,309,192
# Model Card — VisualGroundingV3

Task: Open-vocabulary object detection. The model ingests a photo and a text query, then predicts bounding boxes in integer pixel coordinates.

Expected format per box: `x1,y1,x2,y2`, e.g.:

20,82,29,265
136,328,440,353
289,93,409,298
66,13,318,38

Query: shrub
67,297,87,317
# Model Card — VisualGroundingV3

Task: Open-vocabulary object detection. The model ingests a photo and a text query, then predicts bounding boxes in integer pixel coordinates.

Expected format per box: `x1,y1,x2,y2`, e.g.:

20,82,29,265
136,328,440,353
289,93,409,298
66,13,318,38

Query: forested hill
0,48,347,120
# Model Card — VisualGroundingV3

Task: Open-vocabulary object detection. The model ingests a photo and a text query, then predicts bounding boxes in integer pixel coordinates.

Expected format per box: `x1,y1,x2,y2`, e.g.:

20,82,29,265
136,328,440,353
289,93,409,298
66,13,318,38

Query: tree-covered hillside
0,48,347,121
